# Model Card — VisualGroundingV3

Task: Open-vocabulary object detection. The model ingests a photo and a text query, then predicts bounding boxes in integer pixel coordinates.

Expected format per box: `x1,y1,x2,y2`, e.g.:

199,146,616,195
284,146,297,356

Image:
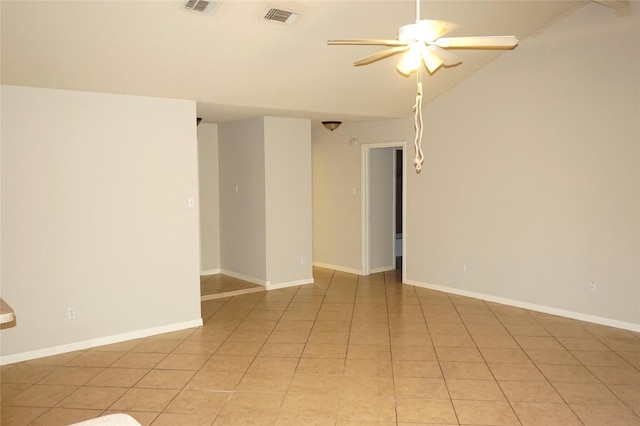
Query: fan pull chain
413,78,424,173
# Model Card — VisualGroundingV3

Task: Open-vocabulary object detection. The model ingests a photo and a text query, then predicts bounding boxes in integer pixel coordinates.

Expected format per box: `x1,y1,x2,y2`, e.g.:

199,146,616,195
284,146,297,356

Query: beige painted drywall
312,2,639,328
368,147,396,272
218,117,313,287
218,118,267,282
1,86,202,360
264,117,313,287
197,123,221,273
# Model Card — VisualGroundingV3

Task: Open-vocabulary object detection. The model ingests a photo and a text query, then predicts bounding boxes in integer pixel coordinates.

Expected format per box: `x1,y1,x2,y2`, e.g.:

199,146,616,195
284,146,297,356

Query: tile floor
200,275,264,300
2,267,640,425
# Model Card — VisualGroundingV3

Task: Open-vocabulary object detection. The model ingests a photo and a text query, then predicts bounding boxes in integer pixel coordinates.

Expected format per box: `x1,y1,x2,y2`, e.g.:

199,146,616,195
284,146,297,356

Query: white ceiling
1,0,589,126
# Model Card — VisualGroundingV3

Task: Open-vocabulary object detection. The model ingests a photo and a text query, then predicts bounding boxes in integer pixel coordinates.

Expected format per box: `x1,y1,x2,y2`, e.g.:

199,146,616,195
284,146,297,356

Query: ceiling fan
327,0,519,76
327,0,519,173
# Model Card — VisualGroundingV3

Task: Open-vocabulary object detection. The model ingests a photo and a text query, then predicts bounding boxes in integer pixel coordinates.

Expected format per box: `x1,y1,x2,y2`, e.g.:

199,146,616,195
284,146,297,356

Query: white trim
201,287,264,301
361,141,407,277
200,268,221,276
370,266,397,274
312,262,362,276
220,269,268,287
266,278,314,290
405,278,640,333
0,319,203,366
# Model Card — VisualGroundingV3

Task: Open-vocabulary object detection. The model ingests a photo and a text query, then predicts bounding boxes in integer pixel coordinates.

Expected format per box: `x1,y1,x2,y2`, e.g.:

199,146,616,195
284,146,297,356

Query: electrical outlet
67,307,76,320
461,264,467,273
589,282,598,293
300,256,306,265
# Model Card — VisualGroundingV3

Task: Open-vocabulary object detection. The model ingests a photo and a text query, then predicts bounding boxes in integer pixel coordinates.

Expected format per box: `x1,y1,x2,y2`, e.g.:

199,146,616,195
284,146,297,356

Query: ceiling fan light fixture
423,51,444,73
396,43,423,76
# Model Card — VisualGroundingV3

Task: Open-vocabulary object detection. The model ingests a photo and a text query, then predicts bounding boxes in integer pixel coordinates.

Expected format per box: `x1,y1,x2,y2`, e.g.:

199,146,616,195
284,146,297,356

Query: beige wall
264,117,313,287
312,2,639,329
219,117,313,288
197,123,220,273
218,118,267,282
1,86,202,362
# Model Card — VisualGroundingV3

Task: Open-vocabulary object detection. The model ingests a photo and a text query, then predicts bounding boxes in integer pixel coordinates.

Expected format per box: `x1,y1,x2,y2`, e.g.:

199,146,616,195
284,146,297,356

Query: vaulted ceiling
2,1,598,126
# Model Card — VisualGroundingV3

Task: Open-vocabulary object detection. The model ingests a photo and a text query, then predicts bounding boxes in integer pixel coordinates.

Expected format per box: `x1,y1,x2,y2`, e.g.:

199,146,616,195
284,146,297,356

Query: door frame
361,141,407,277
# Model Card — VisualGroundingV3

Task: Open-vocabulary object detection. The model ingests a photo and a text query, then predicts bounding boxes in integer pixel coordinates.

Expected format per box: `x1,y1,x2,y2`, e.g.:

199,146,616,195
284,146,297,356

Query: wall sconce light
322,121,342,131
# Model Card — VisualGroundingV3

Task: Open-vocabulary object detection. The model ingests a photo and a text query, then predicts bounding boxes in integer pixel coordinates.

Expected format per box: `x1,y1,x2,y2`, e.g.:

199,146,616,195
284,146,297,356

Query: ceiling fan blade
435,35,519,49
429,46,462,67
353,46,409,66
328,39,408,47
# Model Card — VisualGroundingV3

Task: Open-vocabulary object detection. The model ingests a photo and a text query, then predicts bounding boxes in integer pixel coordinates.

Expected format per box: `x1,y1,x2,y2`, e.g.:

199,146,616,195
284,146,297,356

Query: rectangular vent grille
183,0,217,15
264,8,298,24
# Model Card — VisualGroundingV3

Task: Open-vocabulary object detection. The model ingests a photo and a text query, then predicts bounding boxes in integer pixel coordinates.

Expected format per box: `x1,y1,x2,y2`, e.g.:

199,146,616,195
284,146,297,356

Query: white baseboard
0,319,203,366
266,278,314,290
219,269,268,287
370,266,396,274
200,268,221,276
405,278,640,333
312,262,362,276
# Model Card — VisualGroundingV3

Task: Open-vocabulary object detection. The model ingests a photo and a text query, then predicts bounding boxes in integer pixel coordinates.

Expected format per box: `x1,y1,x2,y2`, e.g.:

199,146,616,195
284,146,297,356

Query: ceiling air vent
183,0,218,15
264,8,298,24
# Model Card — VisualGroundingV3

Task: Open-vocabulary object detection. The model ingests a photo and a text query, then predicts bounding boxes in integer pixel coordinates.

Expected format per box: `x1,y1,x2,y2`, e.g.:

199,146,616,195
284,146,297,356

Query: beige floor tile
86,368,149,387
394,377,449,399
164,389,230,415
6,384,77,407
29,407,103,426
36,366,103,386
570,349,629,366
4,270,639,426
110,352,166,369
302,343,348,359
392,360,443,378
488,363,547,381
58,386,128,409
395,398,457,424
110,388,179,412
570,403,640,426
537,364,599,383
248,356,299,375
344,358,392,377
279,392,339,418
184,370,244,391
237,372,293,392
346,344,391,360
134,369,195,389
337,394,396,422
587,365,640,385
479,347,531,364
446,378,506,401
131,339,182,354
511,402,583,426
452,399,520,425
288,373,343,393
553,381,625,405
220,392,285,417
65,351,124,368
296,357,345,375
216,341,264,357
202,355,255,373
0,406,49,426
440,361,493,380
151,412,217,426
524,348,580,365
258,342,305,357
435,346,484,362
499,380,564,403
342,376,395,396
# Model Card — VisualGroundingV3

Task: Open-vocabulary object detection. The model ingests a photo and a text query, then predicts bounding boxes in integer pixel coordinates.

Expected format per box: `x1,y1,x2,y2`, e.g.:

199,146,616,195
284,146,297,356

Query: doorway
362,142,406,278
